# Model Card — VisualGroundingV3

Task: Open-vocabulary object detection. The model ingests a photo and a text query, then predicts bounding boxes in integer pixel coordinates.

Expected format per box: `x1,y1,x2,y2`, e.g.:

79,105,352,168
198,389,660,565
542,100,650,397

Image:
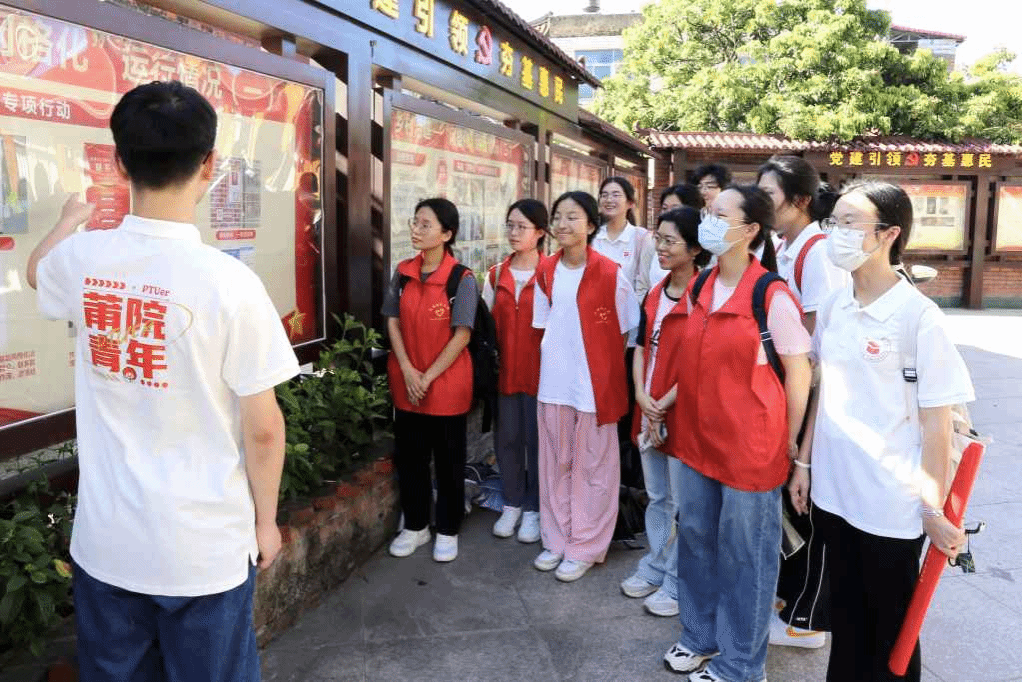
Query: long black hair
599,176,637,225
726,184,778,273
414,197,459,254
551,191,600,244
657,206,711,269
506,198,549,250
840,180,914,265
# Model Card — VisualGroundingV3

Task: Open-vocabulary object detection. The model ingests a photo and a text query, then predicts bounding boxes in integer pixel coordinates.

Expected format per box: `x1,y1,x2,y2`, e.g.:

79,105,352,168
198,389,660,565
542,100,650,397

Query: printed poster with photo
0,7,324,430
549,152,603,202
995,185,1022,252
902,183,968,251
389,108,531,277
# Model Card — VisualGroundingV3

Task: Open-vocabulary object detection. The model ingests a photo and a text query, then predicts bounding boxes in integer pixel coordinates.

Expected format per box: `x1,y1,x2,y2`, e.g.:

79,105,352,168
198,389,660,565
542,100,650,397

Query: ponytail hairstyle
414,197,459,254
551,191,601,244
657,206,711,269
756,155,819,219
506,198,549,250
840,180,914,265
599,176,637,225
727,184,778,273
811,181,840,223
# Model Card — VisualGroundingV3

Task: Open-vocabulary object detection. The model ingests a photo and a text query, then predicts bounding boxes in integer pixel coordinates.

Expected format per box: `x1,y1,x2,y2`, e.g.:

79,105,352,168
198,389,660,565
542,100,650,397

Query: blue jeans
73,561,260,682
674,461,782,682
633,445,684,598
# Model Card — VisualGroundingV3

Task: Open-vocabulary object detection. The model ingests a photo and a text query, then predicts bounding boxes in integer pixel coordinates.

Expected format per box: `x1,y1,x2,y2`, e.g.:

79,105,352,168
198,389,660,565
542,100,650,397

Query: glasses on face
820,217,890,234
599,191,626,200
408,218,438,234
653,234,684,248
505,222,536,234
697,182,719,192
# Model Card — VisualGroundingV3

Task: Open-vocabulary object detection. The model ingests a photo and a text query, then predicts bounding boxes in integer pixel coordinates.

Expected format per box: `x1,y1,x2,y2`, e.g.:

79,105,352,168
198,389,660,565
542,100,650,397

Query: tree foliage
593,0,1022,143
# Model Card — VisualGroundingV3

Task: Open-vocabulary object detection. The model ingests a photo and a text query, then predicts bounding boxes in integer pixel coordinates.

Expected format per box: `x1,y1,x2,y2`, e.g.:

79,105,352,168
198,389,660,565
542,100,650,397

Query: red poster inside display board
0,7,324,430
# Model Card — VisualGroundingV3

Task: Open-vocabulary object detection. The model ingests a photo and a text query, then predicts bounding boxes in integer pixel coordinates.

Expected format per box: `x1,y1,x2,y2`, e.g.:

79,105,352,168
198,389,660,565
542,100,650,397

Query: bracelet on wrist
921,505,944,519
793,459,811,469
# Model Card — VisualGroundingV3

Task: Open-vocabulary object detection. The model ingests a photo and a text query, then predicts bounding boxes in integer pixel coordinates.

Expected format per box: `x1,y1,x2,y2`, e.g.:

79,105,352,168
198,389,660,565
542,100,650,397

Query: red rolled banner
889,441,985,676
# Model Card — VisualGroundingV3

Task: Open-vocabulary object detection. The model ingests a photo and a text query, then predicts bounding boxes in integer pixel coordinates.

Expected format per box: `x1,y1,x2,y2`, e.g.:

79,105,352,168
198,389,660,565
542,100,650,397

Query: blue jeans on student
73,560,260,682
674,460,782,682
633,444,684,598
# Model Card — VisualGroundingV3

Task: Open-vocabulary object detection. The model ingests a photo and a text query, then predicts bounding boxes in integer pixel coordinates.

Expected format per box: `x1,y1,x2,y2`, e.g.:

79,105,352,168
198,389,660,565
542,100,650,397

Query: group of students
383,158,975,682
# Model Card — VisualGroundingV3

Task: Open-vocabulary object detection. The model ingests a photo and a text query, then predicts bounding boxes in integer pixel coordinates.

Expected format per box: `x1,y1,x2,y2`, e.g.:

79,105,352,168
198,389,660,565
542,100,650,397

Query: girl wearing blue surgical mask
792,181,974,682
662,185,813,682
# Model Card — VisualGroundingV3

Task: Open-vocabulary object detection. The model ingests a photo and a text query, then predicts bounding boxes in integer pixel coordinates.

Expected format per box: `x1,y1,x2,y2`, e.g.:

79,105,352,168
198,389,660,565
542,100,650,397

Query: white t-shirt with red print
36,214,300,596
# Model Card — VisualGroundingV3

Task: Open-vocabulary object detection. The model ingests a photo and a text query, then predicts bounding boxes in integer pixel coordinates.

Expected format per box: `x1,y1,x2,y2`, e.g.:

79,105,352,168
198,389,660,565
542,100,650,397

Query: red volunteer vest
667,260,794,492
489,256,545,396
387,252,473,416
536,248,628,427
630,276,688,448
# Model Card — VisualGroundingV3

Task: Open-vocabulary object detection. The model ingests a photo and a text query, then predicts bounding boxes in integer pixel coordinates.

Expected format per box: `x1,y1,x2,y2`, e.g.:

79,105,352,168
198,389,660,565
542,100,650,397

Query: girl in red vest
482,199,548,544
662,186,813,682
531,191,640,583
383,197,478,564
620,207,709,619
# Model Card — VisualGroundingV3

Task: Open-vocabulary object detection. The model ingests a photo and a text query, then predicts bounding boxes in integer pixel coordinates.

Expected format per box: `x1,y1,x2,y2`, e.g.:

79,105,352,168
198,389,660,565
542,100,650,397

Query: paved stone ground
262,311,1022,682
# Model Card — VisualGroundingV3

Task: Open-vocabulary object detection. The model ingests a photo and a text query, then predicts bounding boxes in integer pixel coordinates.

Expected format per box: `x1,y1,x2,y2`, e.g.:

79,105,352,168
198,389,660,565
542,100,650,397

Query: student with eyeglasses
692,163,732,209
382,197,479,563
619,207,709,618
755,156,849,651
662,186,813,682
531,191,640,583
649,184,705,285
792,181,974,682
481,199,549,544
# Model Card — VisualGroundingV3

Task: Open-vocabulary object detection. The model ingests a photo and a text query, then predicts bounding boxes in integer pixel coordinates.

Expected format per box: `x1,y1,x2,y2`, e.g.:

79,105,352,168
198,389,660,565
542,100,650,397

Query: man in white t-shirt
26,81,299,682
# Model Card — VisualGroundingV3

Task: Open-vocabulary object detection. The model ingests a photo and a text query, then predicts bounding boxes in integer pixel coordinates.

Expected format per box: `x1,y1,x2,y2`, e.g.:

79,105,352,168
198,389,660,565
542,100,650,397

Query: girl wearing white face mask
662,186,813,682
790,181,974,682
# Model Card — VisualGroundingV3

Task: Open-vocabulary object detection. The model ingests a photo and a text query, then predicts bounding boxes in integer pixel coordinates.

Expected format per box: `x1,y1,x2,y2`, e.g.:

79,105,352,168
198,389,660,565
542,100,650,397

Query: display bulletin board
550,150,603,203
993,184,1022,252
901,182,969,252
613,166,647,228
0,6,326,430
389,105,532,276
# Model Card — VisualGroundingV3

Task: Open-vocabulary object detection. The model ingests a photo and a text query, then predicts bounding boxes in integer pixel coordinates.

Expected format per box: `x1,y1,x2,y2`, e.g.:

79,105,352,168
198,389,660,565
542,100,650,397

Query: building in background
889,25,966,70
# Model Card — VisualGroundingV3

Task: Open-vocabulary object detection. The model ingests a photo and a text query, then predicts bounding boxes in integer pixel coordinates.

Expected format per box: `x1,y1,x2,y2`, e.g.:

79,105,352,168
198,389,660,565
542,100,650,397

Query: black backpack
399,264,500,432
690,269,787,381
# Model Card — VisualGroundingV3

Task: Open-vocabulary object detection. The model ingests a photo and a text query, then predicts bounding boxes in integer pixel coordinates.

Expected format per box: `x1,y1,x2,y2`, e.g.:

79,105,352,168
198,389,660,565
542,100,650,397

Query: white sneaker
687,666,726,682
433,533,458,562
492,506,522,538
768,610,825,649
643,587,679,617
533,549,563,571
621,573,660,598
517,511,541,543
388,528,431,557
663,643,717,675
555,559,594,582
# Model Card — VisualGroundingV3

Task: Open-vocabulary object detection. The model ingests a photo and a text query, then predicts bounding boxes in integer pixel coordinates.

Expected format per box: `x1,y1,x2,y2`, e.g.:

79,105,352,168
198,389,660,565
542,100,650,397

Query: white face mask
827,226,878,272
698,215,741,256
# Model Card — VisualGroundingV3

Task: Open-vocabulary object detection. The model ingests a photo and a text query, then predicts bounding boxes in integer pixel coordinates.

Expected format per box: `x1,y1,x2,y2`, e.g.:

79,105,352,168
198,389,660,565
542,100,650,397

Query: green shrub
276,314,392,500
0,473,75,658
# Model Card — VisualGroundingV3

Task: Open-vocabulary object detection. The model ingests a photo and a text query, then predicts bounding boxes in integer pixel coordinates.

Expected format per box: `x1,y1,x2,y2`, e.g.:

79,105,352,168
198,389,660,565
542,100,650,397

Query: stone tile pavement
262,311,1022,682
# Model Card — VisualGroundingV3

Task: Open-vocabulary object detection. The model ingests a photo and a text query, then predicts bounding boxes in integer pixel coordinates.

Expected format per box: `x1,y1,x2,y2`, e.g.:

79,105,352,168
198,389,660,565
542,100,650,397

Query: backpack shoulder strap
752,272,787,382
794,233,827,294
397,273,411,297
446,263,470,304
690,268,714,306
899,295,926,427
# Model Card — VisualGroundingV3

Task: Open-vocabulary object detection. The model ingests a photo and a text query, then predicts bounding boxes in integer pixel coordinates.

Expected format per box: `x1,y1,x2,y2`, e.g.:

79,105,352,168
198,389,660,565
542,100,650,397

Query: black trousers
617,347,643,490
777,496,831,631
816,506,925,682
393,409,467,536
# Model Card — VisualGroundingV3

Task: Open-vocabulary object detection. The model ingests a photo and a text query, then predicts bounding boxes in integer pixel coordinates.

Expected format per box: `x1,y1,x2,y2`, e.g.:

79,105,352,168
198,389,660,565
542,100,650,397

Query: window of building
576,49,623,103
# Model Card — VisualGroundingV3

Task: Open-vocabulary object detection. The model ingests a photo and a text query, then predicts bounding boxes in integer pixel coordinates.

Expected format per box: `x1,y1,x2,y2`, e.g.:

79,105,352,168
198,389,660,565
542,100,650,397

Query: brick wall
981,264,1022,308
252,457,399,646
916,263,966,307
650,155,672,226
